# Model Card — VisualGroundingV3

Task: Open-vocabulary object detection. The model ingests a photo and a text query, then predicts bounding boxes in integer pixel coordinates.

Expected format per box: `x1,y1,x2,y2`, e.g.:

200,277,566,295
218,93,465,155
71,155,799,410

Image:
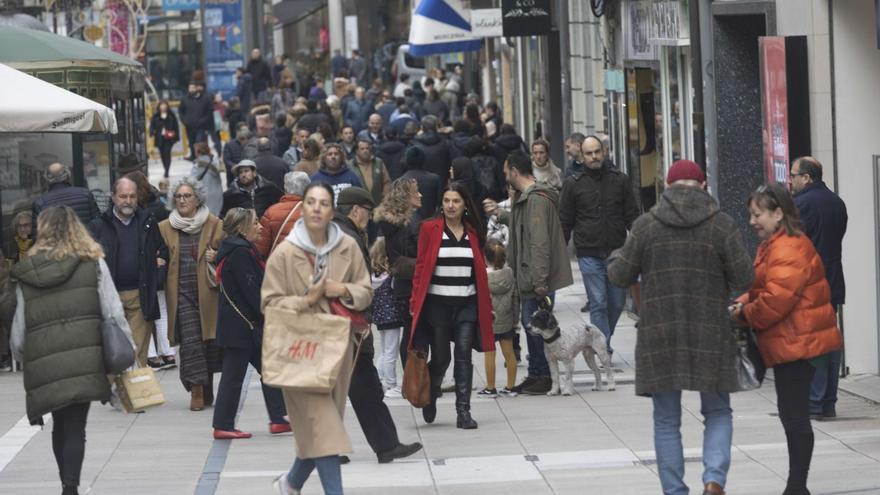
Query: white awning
0,63,118,134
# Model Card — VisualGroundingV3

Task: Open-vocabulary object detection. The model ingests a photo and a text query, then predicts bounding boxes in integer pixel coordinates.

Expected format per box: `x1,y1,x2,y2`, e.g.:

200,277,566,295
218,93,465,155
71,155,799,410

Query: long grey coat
608,186,754,396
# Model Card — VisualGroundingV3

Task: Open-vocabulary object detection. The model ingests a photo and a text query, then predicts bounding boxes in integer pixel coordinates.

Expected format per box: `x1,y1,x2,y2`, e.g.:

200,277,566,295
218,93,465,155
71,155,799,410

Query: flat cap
336,186,375,208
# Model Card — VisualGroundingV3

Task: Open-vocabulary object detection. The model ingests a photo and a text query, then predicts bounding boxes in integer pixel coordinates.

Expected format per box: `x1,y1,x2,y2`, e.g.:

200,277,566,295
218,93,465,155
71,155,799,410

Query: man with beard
89,177,166,367
220,159,283,218
560,135,639,353
309,143,363,200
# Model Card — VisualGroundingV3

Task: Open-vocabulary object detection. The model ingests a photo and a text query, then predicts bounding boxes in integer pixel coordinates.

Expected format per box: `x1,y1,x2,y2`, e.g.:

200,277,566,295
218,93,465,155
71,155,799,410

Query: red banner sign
759,37,790,186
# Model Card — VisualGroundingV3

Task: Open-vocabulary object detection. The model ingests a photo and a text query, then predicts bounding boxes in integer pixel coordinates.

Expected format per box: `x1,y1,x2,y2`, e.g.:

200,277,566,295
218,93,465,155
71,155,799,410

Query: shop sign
759,37,790,186
203,0,244,99
502,0,551,37
648,0,689,46
162,0,201,12
623,0,659,61
471,8,503,38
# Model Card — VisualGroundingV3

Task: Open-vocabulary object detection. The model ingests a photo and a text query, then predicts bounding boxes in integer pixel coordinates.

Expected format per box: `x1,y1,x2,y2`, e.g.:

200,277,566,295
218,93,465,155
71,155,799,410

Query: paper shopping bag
262,306,351,393
115,367,166,413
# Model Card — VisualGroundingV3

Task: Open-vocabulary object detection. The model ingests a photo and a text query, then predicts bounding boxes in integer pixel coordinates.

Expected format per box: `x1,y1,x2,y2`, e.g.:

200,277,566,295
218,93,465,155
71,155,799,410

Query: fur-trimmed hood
374,200,415,226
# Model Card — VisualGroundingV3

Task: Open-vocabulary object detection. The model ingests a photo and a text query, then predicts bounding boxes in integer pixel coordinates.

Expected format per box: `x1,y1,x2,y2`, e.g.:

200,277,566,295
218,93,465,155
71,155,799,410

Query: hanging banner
759,37,790,186
501,0,551,37
163,0,201,11
203,0,244,99
409,0,482,56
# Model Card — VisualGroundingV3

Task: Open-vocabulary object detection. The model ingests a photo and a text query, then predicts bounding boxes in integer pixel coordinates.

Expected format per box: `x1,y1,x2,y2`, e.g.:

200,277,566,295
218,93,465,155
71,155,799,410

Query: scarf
286,218,343,278
169,205,211,234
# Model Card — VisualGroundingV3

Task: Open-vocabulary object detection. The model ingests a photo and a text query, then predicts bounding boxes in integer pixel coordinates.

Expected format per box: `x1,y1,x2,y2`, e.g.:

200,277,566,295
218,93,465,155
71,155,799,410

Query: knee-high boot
423,373,442,424
454,361,478,429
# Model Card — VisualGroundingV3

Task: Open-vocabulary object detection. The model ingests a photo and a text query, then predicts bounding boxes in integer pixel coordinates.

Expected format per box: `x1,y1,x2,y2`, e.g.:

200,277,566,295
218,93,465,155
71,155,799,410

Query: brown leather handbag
402,349,431,408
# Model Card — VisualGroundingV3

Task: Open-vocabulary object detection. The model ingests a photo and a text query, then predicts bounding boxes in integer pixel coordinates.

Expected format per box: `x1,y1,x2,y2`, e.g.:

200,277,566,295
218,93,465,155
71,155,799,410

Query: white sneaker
384,386,402,399
273,474,300,495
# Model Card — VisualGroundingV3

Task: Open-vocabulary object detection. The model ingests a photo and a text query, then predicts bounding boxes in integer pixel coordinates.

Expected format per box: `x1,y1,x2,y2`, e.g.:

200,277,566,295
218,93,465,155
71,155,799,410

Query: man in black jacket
412,115,451,182
221,160,283,218
333,187,423,464
253,137,290,188
33,163,100,227
88,177,166,367
179,81,215,159
560,135,639,353
246,48,273,100
790,156,848,419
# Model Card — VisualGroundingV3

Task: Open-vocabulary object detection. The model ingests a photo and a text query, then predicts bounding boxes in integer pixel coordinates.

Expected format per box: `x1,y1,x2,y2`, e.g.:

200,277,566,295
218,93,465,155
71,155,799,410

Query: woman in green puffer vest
10,206,133,495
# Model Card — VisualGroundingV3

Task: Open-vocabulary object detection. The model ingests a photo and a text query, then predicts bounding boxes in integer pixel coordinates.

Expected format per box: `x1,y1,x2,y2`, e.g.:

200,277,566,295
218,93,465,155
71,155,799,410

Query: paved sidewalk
0,159,878,494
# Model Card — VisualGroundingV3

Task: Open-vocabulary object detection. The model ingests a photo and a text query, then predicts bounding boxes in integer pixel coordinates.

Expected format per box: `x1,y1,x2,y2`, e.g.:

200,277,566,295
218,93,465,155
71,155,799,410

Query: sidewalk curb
837,374,880,405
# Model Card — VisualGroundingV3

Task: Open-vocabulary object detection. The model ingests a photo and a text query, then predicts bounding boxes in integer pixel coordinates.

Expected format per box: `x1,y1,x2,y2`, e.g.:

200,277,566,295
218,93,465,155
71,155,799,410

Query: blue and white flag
409,0,482,56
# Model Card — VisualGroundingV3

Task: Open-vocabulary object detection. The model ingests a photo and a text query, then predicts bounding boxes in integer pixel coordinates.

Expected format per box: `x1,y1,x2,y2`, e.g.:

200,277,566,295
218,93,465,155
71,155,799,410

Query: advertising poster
204,0,244,99
501,0,551,37
758,37,790,186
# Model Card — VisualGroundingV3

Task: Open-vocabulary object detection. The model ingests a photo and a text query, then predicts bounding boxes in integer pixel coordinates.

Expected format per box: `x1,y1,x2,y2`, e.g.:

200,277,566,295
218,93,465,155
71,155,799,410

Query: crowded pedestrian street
4,1,880,495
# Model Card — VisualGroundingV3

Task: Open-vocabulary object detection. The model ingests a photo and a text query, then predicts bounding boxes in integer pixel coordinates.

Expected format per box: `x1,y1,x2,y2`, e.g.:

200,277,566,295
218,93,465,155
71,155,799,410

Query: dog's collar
543,328,562,344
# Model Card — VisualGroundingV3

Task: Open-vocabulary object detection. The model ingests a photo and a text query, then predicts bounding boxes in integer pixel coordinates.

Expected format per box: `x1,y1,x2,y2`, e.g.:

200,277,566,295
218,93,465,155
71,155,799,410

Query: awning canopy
0,26,141,67
409,0,481,56
0,63,118,133
273,0,326,27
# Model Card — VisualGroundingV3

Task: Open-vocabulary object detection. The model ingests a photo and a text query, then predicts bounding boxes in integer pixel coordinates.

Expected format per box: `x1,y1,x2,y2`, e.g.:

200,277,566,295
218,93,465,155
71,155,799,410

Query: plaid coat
608,186,754,396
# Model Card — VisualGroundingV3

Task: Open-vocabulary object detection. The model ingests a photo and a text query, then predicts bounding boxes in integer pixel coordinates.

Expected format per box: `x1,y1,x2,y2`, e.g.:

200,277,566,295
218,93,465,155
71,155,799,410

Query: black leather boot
454,361,478,429
422,375,442,424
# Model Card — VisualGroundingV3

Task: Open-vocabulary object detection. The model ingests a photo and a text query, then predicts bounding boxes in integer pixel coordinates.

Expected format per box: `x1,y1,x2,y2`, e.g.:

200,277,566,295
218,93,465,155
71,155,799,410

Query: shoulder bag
204,221,220,289
96,262,136,374
402,349,431,408
734,327,765,391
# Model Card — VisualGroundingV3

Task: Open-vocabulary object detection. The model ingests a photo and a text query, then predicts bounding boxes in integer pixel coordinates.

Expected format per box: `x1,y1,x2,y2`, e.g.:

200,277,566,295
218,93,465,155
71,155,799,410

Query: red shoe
269,423,292,434
213,429,252,439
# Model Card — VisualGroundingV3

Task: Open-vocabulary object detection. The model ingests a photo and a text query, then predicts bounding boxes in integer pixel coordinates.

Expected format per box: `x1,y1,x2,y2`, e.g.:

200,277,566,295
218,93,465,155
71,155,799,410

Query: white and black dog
528,298,615,395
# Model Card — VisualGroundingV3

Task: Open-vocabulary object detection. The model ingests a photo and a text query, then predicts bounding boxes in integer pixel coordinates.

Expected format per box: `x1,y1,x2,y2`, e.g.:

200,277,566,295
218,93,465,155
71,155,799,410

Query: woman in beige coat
159,176,224,411
262,182,372,495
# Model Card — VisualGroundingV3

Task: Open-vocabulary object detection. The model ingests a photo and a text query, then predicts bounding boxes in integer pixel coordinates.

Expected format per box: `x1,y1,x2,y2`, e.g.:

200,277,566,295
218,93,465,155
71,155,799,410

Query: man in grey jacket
608,160,753,495
484,150,573,395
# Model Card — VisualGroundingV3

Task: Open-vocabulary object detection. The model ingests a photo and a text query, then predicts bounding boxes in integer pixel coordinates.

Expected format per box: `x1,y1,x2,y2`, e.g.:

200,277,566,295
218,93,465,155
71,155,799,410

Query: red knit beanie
666,159,705,184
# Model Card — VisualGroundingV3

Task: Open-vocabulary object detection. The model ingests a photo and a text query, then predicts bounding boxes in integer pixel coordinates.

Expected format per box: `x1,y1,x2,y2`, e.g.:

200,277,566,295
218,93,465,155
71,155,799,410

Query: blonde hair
374,178,418,225
29,207,103,261
369,237,390,276
222,207,257,237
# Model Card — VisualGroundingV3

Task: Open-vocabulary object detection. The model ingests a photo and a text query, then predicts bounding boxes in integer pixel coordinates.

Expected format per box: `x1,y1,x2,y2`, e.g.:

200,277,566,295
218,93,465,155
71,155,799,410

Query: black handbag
735,327,765,391
102,317,136,374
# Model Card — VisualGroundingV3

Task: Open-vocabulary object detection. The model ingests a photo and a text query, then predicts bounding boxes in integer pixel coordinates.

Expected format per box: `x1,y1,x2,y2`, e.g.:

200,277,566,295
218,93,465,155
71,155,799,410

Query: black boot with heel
454,361,478,429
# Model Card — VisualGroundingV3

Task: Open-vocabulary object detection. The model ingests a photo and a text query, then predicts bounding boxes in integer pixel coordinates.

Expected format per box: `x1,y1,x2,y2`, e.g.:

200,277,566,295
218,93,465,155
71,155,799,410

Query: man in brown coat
608,160,754,495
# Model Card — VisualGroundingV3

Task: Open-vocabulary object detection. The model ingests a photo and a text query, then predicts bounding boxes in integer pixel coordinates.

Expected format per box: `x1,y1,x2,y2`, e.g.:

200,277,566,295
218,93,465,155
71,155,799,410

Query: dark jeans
349,349,399,454
774,359,816,495
809,350,841,415
521,295,551,378
52,402,90,488
158,141,173,177
213,344,287,431
185,126,209,158
424,297,477,383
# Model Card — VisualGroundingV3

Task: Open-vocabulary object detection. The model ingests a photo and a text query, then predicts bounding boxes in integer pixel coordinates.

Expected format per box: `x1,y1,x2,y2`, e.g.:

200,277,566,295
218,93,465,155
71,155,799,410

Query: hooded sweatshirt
310,165,364,201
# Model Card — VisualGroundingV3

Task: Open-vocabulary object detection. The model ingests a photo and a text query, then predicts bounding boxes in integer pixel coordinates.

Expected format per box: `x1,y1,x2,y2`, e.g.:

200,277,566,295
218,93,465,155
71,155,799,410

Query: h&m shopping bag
262,306,350,393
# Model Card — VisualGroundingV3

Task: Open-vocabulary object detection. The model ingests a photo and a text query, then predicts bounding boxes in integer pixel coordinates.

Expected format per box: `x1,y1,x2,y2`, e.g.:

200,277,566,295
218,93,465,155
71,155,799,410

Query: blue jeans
287,455,343,494
809,350,841,415
521,295,552,378
652,391,732,495
578,256,626,353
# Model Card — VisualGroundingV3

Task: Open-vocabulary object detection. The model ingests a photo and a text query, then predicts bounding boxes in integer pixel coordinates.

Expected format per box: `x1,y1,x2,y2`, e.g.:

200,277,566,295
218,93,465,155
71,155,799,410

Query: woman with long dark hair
151,100,180,178
408,182,495,429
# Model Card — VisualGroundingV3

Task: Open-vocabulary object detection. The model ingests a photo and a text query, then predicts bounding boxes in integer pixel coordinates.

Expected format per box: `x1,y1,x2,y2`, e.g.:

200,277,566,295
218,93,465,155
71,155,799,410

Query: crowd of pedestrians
0,59,850,495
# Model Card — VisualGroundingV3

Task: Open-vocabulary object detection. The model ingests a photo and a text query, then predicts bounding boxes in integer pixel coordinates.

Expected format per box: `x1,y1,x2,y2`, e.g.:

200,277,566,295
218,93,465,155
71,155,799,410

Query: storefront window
82,135,113,213
660,46,694,172
0,133,74,255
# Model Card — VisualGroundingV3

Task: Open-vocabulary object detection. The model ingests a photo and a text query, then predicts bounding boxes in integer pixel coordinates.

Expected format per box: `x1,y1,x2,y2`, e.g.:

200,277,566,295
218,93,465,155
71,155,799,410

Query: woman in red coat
733,183,842,495
410,181,494,430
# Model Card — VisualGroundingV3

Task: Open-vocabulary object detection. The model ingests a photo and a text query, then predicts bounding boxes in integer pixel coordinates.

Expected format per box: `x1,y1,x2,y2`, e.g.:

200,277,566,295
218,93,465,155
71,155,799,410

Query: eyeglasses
174,193,194,201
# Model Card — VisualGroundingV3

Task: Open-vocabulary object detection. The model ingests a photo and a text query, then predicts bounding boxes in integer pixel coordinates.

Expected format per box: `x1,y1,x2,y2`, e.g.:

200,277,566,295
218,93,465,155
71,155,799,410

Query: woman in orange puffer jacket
733,183,842,495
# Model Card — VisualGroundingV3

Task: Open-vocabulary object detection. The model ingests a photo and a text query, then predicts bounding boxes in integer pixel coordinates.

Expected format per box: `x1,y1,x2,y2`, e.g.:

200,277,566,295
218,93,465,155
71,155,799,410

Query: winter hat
666,159,705,185
232,159,257,174
405,146,425,170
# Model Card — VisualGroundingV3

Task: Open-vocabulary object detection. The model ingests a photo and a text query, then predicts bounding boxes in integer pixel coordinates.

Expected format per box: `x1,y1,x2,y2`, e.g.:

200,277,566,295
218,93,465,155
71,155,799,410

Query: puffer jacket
12,254,111,425
737,230,842,368
255,194,302,258
488,266,518,333
32,183,100,227
412,132,451,180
